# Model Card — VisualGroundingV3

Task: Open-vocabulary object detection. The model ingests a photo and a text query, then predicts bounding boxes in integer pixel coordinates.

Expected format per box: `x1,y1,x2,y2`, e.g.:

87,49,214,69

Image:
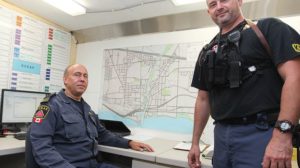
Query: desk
98,138,178,162
0,136,298,168
156,148,211,168
99,138,212,168
0,136,25,156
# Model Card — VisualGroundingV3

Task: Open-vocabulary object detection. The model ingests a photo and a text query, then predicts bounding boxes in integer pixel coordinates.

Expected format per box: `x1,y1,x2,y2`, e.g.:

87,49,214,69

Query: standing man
188,0,300,167
29,64,154,168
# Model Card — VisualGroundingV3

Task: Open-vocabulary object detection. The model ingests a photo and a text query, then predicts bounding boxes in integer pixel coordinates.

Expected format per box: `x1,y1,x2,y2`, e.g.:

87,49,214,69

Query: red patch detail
32,105,50,124
35,110,44,118
33,118,43,123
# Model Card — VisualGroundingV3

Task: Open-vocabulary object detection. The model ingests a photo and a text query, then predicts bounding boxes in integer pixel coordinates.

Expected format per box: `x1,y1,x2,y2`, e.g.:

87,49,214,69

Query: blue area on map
13,59,41,75
99,110,193,134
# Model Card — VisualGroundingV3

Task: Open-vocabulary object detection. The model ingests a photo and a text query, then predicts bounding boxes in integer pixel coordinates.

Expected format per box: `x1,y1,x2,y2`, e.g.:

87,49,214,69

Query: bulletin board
0,4,71,93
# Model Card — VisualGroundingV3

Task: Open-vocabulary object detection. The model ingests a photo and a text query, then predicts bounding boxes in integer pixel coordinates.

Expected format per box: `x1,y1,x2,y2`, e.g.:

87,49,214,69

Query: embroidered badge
33,105,50,124
292,44,300,52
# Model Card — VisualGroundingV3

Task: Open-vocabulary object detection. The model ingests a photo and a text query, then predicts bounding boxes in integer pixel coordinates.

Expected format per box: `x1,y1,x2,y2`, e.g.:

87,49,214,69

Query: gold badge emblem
292,44,300,52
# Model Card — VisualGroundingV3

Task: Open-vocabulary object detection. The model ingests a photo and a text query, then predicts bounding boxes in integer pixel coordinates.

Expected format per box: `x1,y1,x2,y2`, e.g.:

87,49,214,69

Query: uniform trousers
212,122,273,168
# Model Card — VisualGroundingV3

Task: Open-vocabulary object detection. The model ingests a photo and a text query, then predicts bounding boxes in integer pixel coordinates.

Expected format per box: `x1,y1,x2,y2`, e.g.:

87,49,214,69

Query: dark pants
213,122,273,168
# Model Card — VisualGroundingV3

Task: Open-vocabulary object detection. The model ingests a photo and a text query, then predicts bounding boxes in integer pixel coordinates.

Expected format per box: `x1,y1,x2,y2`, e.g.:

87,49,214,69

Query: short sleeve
258,18,300,65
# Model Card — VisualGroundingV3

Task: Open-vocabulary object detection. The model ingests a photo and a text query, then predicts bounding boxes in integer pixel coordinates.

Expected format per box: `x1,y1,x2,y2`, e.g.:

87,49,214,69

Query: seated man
29,64,154,168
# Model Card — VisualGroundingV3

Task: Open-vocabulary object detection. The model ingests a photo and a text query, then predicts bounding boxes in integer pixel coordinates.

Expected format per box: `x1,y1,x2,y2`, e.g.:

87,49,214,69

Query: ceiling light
171,0,205,6
43,0,86,16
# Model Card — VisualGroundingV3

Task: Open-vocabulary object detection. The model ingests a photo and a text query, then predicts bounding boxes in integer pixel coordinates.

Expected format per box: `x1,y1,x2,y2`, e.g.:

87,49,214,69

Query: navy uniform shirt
30,89,130,168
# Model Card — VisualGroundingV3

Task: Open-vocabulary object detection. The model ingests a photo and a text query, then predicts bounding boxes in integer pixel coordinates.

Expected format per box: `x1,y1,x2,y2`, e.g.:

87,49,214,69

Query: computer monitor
0,89,49,124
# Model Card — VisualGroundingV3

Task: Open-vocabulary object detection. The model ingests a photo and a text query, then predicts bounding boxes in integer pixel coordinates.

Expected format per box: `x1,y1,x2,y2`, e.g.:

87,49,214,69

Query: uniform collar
58,89,75,104
58,89,91,112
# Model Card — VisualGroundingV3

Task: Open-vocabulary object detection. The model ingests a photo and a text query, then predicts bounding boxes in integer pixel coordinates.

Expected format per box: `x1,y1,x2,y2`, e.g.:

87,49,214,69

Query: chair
25,126,40,168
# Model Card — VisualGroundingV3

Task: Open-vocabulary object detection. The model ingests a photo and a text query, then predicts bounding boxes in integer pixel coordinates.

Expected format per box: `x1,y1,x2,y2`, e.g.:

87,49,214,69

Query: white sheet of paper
173,142,209,152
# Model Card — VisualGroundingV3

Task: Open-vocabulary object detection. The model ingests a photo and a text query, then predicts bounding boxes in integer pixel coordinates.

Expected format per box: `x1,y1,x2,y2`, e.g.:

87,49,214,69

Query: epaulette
40,92,56,104
88,110,97,116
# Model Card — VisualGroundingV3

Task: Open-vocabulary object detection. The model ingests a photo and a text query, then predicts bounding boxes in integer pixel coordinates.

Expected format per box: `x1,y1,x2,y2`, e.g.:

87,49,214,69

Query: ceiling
4,0,207,31
4,0,300,43
4,0,258,31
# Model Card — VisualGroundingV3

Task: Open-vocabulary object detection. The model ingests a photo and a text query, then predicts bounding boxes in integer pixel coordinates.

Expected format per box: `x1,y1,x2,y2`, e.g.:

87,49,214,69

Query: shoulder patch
292,44,300,52
32,105,50,124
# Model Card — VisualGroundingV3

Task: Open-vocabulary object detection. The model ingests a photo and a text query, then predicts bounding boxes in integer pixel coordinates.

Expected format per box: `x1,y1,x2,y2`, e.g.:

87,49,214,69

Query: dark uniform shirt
191,18,300,121
30,89,130,168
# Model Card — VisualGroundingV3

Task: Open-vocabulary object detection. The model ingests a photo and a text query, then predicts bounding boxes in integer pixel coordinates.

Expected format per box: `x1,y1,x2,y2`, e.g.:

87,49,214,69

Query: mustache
215,8,227,16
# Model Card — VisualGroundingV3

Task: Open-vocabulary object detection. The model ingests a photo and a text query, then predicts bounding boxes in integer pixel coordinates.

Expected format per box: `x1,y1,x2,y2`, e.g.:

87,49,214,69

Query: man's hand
128,140,154,152
188,145,201,168
262,130,293,168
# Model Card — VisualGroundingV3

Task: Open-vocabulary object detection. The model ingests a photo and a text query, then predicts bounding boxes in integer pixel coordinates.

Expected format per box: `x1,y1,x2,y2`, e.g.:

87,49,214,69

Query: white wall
282,16,300,32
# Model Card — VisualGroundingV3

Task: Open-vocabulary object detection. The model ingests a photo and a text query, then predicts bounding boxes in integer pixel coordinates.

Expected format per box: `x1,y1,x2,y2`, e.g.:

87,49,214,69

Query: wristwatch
274,120,294,133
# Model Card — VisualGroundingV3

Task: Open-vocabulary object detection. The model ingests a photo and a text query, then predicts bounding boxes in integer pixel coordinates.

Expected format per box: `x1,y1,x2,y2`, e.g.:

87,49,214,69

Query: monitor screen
0,89,49,123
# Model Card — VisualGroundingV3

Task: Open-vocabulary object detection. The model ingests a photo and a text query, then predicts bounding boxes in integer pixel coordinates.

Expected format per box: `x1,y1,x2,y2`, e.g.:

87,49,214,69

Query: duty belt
216,112,278,125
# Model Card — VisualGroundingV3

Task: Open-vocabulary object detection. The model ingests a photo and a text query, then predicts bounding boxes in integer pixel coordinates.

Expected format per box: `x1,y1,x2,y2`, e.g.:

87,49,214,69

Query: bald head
64,64,87,76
